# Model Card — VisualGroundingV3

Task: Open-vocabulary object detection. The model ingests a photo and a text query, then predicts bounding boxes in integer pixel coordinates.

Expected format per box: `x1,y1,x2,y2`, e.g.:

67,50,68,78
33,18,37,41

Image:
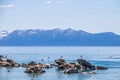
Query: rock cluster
0,54,108,74
23,61,48,74
0,59,20,67
55,59,81,73
22,61,38,68
25,65,45,73
63,62,80,73
55,58,108,74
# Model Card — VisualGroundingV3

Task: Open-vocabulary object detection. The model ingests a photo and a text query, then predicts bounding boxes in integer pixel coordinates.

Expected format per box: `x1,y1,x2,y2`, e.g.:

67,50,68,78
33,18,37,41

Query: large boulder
77,59,95,70
2,62,12,66
0,59,20,67
55,59,67,69
25,65,45,73
55,59,66,65
7,59,20,67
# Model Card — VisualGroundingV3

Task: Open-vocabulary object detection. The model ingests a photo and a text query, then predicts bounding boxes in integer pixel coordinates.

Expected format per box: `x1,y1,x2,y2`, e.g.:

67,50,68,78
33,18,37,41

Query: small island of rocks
0,55,108,74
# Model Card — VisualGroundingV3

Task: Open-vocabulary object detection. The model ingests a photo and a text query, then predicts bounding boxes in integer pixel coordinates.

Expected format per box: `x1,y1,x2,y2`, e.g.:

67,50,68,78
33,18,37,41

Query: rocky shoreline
0,55,108,74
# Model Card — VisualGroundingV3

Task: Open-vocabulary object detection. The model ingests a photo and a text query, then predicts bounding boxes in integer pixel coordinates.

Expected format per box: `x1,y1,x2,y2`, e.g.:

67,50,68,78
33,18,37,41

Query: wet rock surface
25,65,45,73
55,59,81,74
55,59,66,65
23,61,50,74
55,58,108,74
0,59,20,67
77,59,96,70
64,68,79,74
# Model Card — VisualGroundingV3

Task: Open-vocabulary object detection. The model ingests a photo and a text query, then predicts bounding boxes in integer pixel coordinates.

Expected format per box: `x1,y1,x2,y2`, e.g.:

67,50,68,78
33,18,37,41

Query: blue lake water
0,47,120,80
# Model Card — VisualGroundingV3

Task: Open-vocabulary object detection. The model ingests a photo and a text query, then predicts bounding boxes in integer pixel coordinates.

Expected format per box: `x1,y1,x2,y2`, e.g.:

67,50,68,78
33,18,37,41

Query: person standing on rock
80,54,82,59
61,56,63,59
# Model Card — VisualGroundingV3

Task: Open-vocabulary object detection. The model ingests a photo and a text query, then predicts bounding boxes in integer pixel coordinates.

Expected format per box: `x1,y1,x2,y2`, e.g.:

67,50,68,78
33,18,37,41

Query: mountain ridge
0,28,120,46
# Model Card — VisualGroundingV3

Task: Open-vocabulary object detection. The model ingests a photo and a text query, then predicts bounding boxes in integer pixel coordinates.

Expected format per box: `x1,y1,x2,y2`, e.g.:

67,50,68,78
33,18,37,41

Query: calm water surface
0,47,120,80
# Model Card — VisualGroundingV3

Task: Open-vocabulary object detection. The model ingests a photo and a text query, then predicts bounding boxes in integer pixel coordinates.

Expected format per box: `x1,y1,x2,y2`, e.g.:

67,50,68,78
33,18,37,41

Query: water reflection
6,67,14,72
27,73,44,80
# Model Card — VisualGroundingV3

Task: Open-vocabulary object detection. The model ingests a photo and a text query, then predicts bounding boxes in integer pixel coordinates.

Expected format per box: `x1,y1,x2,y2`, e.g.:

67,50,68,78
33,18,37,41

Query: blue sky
0,0,120,34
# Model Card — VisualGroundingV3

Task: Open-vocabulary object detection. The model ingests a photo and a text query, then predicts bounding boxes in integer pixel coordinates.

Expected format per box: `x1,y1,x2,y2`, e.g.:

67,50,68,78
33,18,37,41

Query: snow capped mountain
0,28,120,46
0,30,8,39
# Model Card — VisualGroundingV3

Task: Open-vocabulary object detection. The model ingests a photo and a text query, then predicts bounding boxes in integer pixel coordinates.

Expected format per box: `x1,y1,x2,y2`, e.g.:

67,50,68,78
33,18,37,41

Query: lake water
0,47,120,80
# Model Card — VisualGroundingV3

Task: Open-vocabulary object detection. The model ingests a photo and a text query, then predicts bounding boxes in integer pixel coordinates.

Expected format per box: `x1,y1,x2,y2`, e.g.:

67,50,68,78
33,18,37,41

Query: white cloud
45,0,64,4
45,0,52,4
0,4,15,9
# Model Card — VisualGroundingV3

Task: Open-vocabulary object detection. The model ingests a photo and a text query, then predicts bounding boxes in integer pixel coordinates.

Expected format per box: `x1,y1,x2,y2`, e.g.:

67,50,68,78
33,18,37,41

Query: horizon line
0,28,120,35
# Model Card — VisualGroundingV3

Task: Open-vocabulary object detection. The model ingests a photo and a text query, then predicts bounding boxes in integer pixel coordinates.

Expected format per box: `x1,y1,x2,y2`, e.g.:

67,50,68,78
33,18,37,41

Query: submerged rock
89,71,96,74
82,71,88,74
21,63,29,68
96,66,108,70
64,68,79,74
50,63,57,67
